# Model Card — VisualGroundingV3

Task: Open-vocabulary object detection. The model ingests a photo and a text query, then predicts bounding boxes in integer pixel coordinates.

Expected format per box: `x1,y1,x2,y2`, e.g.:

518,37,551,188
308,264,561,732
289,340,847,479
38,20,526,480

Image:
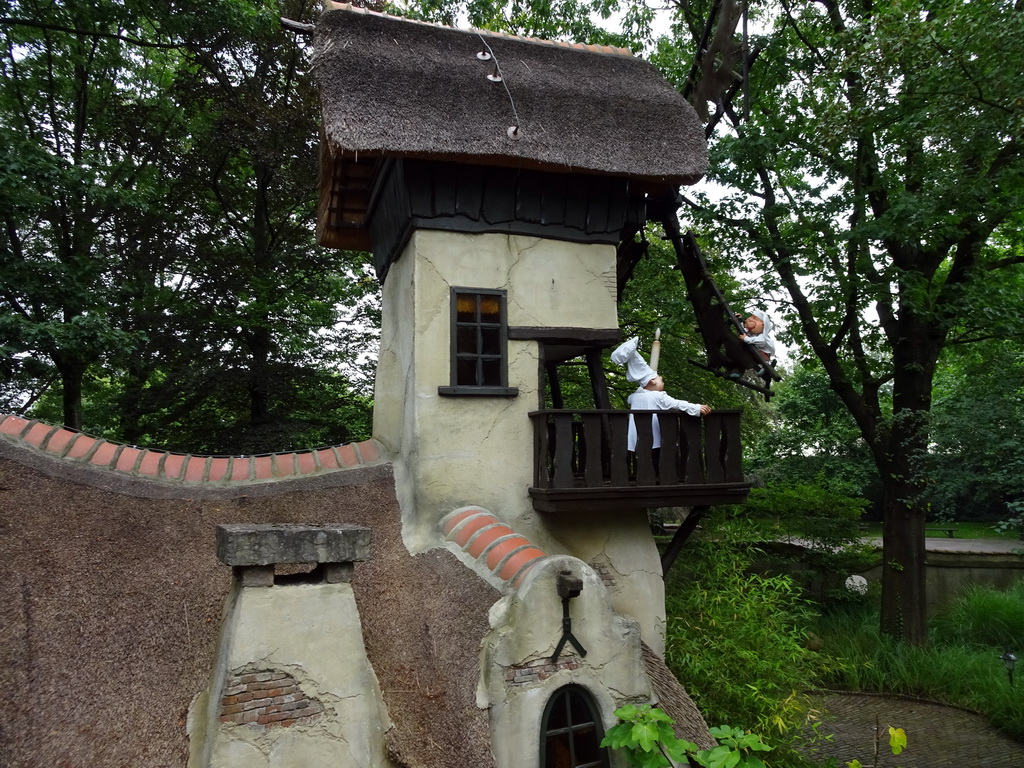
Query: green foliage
663,517,830,747
739,484,875,605
1,0,379,450
601,704,698,768
744,365,879,502
394,0,655,51
931,582,1024,652
671,0,1024,641
700,726,773,768
600,705,773,768
922,340,1024,520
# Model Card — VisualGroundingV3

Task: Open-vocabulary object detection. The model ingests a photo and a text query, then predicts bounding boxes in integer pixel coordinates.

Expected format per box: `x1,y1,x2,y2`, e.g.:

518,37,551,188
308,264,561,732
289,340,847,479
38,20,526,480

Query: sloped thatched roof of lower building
0,432,498,767
0,417,714,765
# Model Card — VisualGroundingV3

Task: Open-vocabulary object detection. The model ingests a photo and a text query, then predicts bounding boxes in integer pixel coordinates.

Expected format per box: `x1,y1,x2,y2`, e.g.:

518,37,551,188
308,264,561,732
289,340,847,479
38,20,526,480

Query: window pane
456,294,477,322
548,695,569,730
478,295,500,322
573,726,600,764
481,327,501,355
457,357,478,385
456,325,477,353
569,691,593,726
545,733,573,768
481,358,501,386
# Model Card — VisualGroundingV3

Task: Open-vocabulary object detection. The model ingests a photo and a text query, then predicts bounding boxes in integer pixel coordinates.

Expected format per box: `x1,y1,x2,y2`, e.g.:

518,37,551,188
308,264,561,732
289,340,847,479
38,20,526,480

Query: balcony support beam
660,506,708,576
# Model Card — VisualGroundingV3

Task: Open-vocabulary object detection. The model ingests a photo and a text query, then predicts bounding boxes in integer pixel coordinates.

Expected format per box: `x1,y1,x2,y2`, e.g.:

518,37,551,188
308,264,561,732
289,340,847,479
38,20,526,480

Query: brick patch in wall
218,670,323,728
504,657,582,687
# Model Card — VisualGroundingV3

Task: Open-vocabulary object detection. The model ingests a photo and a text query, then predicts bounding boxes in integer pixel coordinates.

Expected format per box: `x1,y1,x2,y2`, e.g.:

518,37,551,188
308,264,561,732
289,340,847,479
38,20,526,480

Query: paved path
802,692,1024,767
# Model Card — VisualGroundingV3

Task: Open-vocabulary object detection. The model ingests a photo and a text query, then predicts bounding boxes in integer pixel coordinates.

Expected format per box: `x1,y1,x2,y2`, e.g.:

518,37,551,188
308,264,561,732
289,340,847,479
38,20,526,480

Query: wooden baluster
634,412,657,486
572,420,584,481
533,413,550,488
582,412,604,488
552,412,574,488
659,414,680,486
705,413,725,483
608,412,629,485
681,417,703,483
722,411,744,482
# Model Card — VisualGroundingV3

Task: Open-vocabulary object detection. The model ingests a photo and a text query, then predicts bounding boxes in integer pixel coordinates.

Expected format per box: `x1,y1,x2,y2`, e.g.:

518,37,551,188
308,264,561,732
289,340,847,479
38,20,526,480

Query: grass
858,520,1020,540
812,583,1024,742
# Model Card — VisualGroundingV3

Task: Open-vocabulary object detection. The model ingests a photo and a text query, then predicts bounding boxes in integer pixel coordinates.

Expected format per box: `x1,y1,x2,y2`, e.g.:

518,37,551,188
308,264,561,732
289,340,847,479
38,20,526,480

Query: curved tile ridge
0,413,384,485
441,506,548,590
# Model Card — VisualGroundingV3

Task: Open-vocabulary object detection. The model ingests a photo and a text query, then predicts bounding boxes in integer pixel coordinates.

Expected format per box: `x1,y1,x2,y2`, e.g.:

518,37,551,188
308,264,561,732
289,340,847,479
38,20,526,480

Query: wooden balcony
528,409,750,513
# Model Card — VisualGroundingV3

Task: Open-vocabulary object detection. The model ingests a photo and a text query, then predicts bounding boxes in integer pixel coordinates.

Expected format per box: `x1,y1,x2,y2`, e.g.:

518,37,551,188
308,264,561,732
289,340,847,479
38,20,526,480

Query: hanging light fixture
1001,650,1017,686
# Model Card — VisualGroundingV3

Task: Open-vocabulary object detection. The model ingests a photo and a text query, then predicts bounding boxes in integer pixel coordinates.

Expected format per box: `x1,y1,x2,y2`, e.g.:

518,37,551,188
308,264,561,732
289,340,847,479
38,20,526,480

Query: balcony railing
528,409,750,513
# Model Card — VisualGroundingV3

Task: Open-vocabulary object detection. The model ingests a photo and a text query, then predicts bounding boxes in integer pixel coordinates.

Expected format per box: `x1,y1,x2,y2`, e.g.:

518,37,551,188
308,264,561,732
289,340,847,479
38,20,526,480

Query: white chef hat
610,336,657,387
749,309,772,335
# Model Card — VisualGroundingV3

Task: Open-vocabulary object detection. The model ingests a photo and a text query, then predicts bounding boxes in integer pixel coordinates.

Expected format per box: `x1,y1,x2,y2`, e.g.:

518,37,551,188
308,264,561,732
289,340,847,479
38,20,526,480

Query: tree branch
0,18,182,50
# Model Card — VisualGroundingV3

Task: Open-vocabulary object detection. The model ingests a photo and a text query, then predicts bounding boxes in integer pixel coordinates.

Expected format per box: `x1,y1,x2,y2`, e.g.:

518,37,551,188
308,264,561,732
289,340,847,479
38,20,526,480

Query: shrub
737,484,875,606
663,517,832,746
932,581,1024,650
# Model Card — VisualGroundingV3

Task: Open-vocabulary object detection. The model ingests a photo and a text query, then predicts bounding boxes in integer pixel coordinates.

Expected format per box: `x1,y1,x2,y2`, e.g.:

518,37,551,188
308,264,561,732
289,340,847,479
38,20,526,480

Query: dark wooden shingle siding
368,159,642,280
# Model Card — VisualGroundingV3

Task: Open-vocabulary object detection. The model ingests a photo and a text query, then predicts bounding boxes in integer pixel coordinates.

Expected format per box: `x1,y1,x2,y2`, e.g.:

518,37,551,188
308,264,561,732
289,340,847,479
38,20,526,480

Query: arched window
540,685,610,768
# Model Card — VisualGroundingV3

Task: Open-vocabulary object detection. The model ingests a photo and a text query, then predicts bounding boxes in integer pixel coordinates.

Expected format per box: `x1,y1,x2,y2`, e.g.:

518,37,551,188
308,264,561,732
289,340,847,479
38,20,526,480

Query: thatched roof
313,5,708,186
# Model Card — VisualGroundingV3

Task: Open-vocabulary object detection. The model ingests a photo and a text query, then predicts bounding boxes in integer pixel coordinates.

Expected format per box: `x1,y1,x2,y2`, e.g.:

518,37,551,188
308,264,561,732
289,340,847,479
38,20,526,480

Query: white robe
626,388,703,451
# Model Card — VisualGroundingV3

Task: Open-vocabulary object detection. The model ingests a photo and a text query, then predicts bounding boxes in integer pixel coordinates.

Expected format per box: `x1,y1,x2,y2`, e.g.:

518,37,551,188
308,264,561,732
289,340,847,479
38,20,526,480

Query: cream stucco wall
480,556,651,768
190,581,394,768
374,230,618,549
374,230,666,653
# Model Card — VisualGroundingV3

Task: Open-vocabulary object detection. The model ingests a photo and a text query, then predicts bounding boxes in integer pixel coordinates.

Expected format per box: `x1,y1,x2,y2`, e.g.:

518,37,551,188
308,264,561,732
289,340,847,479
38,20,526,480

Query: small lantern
1001,651,1017,687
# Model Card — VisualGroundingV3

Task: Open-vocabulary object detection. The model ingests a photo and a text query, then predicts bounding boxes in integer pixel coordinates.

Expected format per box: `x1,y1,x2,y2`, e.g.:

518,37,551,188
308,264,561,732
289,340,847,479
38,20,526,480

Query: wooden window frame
438,287,519,397
539,685,610,768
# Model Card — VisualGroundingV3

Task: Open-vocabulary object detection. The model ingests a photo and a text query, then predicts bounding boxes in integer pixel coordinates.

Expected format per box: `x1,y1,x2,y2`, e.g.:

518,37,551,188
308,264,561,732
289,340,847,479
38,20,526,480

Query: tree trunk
53,353,86,431
878,309,941,643
879,478,928,643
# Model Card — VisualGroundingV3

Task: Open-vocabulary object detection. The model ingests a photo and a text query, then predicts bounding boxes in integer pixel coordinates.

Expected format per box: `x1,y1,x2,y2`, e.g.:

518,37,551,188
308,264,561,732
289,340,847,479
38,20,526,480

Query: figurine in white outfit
611,336,711,451
739,309,775,363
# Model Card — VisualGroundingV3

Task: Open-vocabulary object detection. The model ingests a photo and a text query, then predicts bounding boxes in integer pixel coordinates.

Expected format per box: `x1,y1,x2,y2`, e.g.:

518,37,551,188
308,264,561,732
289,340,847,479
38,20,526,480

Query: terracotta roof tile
0,414,387,486
440,507,547,590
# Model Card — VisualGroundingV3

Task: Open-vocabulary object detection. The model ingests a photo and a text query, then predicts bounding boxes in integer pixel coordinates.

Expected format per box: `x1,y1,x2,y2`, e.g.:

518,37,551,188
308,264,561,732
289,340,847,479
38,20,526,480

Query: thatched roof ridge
314,4,708,185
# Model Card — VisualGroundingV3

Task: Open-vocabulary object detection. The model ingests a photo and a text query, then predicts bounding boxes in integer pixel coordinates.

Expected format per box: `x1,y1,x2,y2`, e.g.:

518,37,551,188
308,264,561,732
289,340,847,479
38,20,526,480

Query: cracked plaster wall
374,230,617,548
189,581,394,768
479,555,650,768
373,229,666,651
544,512,667,657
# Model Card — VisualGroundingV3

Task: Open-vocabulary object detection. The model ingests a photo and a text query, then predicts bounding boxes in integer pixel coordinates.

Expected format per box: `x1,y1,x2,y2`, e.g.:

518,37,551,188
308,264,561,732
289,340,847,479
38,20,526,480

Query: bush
734,484,875,606
932,581,1024,650
663,516,833,749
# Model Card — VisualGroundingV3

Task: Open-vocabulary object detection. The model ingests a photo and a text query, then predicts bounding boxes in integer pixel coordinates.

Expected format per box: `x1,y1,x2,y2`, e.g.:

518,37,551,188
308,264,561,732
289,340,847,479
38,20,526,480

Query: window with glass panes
439,288,518,396
540,686,609,768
